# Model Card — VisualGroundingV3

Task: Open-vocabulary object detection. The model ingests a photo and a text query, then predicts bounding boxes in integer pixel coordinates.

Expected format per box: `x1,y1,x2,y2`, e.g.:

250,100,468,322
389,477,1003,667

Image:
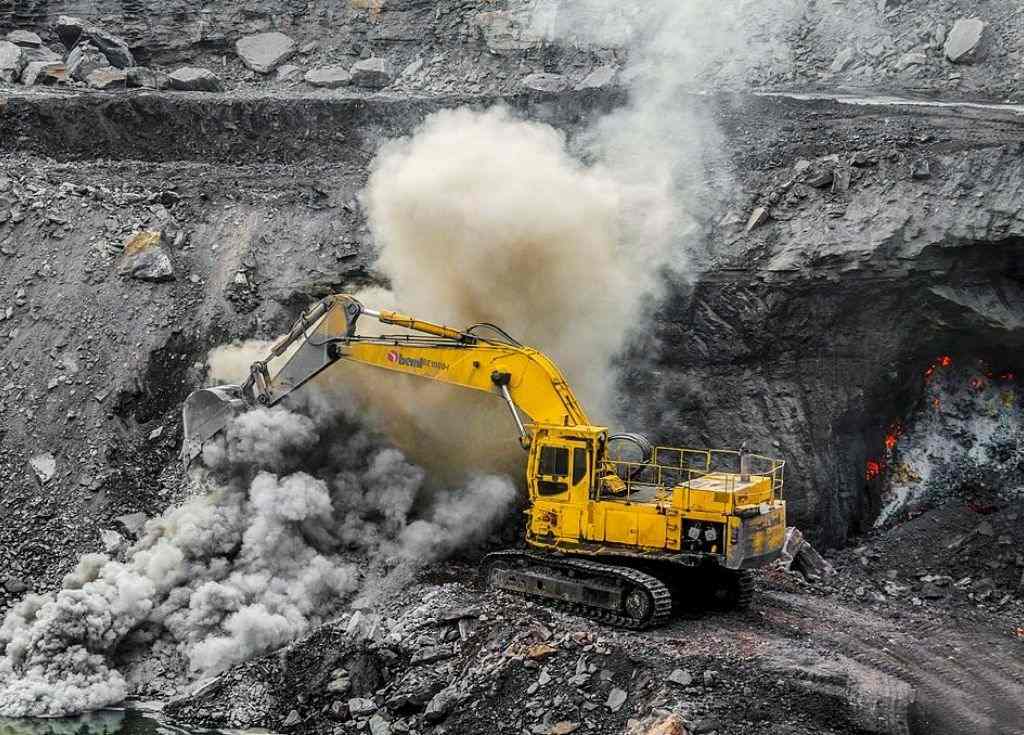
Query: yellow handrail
599,445,785,502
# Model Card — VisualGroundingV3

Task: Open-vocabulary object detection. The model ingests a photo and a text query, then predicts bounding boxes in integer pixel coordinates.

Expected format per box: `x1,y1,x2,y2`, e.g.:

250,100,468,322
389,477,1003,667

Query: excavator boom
182,294,592,462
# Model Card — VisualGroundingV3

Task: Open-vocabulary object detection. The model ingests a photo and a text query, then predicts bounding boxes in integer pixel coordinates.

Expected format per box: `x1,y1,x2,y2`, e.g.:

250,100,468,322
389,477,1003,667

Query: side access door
529,440,591,541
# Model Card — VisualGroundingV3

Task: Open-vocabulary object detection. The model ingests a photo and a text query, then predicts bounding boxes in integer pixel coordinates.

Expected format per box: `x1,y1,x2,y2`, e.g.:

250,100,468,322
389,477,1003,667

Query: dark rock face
54,16,135,68
621,128,1024,543
5,88,1021,545
86,27,135,68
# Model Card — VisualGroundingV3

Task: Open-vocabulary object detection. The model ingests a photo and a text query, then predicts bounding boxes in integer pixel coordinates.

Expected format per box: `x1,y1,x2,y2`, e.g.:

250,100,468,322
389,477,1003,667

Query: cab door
530,441,590,540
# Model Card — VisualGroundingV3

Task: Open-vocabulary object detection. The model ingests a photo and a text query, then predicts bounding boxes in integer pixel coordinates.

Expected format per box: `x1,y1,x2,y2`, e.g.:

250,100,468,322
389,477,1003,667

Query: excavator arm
181,294,595,463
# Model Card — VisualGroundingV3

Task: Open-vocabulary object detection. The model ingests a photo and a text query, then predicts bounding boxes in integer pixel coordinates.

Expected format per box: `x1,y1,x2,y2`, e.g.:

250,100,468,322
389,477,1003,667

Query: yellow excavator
181,294,786,629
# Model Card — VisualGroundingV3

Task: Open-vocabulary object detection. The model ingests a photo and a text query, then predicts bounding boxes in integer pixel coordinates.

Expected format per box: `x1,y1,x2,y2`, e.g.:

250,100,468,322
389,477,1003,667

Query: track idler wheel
623,585,656,625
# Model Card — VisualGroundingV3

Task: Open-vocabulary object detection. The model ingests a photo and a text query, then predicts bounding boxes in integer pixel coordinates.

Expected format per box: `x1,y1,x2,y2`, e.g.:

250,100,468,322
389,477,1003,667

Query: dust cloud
0,402,516,717
363,106,637,425
206,339,277,385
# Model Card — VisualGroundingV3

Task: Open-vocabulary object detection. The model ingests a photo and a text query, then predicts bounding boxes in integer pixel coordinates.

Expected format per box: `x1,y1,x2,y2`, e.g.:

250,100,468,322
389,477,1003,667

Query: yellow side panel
689,490,728,513
637,513,666,548
584,503,605,542
604,508,638,545
665,512,681,550
532,502,583,540
557,507,582,539
733,478,773,507
530,506,553,537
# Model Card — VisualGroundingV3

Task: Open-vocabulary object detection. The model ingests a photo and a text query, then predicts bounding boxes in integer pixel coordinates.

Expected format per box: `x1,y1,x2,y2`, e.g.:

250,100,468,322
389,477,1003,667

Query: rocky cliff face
1,0,1023,578
619,98,1024,542
629,147,1024,541
3,87,1021,579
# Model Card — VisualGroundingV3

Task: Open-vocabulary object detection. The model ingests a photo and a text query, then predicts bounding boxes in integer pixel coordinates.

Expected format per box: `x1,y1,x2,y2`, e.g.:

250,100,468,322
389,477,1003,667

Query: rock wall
623,134,1024,543
3,3,1024,602
2,0,1020,98
4,87,1022,559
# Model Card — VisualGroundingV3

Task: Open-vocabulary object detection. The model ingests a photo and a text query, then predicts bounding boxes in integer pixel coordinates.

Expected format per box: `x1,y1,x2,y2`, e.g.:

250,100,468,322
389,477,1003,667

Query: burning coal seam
870,356,1024,525
0,405,517,718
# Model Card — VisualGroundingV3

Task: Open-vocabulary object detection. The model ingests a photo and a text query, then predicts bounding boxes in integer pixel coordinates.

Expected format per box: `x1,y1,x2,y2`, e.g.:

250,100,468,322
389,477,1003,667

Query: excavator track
735,569,754,609
482,550,672,630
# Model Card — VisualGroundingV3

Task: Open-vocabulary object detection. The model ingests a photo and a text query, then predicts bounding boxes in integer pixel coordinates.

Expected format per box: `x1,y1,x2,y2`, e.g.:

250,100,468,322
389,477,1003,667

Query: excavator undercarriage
484,551,674,629
182,293,786,630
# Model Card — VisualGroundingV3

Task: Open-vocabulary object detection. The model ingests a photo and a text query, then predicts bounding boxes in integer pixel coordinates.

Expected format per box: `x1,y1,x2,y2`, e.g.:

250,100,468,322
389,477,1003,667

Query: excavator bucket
180,385,251,464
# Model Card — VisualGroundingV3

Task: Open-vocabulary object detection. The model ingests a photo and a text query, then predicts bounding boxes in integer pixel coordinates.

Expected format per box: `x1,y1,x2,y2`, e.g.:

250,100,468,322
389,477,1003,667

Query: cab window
572,447,588,485
538,445,569,496
539,446,569,476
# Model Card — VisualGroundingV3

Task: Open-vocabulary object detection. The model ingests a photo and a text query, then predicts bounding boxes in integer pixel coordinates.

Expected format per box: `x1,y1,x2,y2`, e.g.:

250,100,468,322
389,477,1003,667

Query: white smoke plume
0,404,517,717
206,339,277,385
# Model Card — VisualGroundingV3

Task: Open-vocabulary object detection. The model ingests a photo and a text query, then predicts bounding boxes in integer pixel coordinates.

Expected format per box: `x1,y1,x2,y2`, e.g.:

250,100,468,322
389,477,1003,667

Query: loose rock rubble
166,572,907,735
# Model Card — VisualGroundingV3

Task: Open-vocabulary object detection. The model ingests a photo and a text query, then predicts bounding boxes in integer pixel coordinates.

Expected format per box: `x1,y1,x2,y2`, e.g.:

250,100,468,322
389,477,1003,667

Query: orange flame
865,460,881,480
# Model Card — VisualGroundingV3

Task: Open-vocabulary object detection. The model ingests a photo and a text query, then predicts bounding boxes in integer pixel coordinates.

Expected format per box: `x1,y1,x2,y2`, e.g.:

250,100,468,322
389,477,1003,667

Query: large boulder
304,66,351,88
21,61,65,86
0,41,26,83
126,66,171,90
235,31,296,74
88,27,134,68
23,45,61,63
522,72,568,93
118,231,174,282
66,42,109,82
350,57,396,89
6,30,42,48
168,66,224,92
86,67,127,90
944,18,985,63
